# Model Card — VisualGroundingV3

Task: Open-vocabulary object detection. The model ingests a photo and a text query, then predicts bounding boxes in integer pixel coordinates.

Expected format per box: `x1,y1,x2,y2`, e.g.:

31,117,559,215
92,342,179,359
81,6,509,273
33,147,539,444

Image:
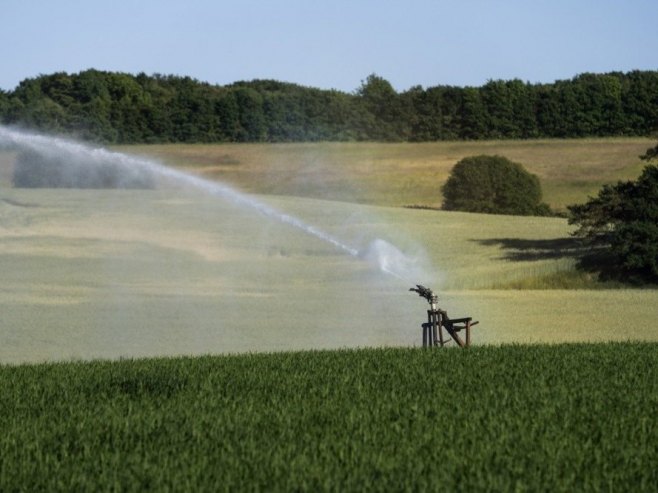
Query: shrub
441,155,550,216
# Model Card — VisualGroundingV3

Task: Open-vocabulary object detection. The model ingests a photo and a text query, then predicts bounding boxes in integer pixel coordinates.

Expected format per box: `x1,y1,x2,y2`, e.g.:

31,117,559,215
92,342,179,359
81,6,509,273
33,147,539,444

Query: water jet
0,125,423,281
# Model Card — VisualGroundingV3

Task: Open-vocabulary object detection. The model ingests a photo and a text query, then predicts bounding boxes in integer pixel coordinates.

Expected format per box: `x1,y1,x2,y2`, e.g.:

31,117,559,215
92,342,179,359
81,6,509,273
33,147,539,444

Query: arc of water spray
0,125,421,281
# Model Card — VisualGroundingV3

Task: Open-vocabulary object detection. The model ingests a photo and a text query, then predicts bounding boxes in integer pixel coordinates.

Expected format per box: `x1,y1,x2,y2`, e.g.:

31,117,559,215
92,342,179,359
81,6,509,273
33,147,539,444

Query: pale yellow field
1,142,657,364
119,138,655,211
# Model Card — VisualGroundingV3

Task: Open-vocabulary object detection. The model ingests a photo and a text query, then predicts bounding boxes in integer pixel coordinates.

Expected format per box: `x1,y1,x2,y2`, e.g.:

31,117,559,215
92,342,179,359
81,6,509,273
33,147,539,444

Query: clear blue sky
1,0,657,92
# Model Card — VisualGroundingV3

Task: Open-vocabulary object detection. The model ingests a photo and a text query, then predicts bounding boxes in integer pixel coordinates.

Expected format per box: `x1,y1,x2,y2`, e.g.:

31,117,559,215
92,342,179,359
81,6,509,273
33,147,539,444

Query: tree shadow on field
472,237,588,262
472,237,653,286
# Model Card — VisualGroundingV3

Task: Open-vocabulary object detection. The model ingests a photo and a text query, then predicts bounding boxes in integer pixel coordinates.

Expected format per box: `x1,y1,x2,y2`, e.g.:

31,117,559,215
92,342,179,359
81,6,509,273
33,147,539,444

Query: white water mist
0,125,427,282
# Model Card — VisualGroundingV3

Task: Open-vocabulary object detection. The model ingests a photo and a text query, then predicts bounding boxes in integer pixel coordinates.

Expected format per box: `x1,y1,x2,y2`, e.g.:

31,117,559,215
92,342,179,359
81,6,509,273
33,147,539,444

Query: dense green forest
0,69,657,143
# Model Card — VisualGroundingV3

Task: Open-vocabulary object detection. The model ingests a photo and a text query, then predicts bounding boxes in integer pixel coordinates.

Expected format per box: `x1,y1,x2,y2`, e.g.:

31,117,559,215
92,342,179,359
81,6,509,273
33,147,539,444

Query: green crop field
1,344,656,491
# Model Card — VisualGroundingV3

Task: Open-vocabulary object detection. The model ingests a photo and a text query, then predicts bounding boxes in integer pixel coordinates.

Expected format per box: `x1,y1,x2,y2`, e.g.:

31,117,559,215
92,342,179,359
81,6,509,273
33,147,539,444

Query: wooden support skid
422,309,478,348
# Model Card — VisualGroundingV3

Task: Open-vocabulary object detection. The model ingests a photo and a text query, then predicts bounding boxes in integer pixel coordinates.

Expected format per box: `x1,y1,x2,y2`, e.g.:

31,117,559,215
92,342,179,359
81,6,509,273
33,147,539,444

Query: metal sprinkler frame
410,285,479,348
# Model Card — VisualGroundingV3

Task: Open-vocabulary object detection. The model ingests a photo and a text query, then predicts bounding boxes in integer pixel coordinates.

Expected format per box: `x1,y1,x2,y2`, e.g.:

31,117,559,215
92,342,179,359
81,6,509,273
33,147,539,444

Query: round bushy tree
441,155,550,215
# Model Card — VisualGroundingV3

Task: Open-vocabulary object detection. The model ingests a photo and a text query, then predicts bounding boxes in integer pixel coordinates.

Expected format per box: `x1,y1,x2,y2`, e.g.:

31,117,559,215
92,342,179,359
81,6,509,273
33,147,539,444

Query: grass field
1,344,656,491
1,139,658,363
119,137,655,211
1,186,657,364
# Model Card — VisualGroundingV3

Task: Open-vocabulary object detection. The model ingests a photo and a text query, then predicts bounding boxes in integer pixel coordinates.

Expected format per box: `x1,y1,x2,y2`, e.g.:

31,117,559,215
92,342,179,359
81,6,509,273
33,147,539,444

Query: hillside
2,137,658,365
1,171,657,364
120,138,655,211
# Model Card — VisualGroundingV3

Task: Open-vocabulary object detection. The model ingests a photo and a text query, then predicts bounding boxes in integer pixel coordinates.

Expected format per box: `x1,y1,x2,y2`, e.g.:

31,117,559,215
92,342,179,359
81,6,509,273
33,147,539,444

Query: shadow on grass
578,250,656,286
474,237,655,287
472,237,587,262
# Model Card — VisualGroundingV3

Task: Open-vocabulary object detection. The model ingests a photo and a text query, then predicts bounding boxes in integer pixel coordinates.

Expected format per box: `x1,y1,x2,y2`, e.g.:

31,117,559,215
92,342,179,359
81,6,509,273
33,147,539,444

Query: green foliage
356,74,411,141
442,155,550,216
569,164,658,283
0,90,8,117
1,69,658,143
1,344,655,491
640,142,658,161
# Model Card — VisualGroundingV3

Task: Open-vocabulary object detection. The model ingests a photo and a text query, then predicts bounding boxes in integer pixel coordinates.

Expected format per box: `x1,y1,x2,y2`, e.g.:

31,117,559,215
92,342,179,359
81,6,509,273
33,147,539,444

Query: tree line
0,69,657,144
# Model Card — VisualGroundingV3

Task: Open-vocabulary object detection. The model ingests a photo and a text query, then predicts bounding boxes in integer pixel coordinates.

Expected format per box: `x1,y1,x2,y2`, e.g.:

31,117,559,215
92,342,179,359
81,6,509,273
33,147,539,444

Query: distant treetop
1,69,657,144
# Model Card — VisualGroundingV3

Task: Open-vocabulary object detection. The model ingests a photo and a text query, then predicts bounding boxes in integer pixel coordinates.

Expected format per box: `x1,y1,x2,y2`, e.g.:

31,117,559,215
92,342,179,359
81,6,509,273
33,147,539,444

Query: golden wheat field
120,137,654,211
1,139,657,364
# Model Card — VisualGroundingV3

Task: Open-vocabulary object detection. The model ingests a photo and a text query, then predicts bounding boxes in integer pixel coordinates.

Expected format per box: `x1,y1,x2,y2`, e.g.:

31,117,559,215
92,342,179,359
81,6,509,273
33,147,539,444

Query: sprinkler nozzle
409,284,437,304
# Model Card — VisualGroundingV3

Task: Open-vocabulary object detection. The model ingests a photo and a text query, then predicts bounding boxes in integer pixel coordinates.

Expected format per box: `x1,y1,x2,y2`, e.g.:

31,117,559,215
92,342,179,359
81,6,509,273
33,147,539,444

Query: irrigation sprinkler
410,285,479,348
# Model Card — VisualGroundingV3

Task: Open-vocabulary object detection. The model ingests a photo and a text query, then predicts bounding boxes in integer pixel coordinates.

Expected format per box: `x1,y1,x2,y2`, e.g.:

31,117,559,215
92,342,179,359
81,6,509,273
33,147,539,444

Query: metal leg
437,311,444,347
432,315,438,346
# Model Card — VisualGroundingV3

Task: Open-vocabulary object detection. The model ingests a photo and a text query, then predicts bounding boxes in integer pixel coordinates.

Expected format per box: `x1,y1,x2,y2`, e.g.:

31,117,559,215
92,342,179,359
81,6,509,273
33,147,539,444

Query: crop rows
1,343,656,491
